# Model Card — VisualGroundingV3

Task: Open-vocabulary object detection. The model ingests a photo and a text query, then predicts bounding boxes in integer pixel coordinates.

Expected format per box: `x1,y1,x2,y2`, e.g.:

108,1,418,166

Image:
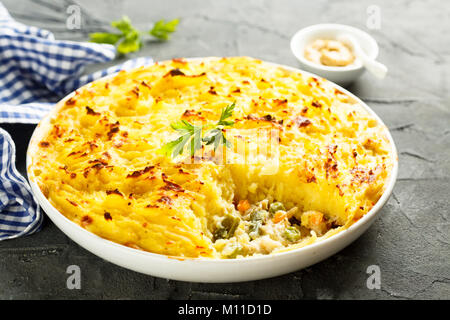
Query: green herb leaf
158,133,190,158
190,125,202,156
160,103,236,158
89,32,122,45
111,16,134,34
89,16,179,56
159,123,202,158
202,128,220,145
218,102,235,125
202,129,230,151
149,18,179,40
171,120,194,132
116,31,142,55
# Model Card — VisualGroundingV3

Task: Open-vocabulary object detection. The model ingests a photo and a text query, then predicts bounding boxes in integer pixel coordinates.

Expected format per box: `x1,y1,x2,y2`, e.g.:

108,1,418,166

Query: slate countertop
0,0,449,299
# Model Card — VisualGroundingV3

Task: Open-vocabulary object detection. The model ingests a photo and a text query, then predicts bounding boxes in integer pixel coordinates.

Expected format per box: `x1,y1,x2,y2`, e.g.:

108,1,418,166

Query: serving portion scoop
338,33,388,79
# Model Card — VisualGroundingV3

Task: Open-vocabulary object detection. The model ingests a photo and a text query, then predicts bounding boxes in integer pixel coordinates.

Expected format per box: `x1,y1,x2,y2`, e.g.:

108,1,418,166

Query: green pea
213,215,240,241
284,226,301,242
250,209,269,222
269,202,285,214
248,220,262,240
225,243,242,259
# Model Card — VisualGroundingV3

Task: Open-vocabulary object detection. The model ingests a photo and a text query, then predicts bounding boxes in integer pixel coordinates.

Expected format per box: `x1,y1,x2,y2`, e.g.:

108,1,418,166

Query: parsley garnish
89,16,179,55
149,19,180,40
160,103,236,158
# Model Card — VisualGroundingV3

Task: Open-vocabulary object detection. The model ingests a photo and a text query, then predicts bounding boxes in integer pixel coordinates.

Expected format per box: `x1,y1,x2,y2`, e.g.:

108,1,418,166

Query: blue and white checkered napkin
0,2,153,240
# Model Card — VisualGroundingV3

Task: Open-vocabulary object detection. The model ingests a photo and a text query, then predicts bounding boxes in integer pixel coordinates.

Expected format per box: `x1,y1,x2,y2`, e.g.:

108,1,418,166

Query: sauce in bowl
304,39,355,67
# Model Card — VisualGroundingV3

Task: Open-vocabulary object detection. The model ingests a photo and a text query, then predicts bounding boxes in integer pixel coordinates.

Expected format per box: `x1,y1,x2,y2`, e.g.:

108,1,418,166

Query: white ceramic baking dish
26,58,398,283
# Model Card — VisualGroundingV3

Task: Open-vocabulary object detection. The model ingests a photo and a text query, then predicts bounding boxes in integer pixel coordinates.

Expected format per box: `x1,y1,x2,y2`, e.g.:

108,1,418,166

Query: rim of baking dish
26,57,398,264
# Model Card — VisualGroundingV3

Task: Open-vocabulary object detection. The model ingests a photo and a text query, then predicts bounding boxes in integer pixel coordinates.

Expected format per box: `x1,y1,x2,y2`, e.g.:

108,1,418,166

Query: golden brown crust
29,57,394,258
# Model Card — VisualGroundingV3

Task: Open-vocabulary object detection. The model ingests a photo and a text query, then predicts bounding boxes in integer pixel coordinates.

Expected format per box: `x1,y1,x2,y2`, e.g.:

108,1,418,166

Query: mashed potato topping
29,57,394,259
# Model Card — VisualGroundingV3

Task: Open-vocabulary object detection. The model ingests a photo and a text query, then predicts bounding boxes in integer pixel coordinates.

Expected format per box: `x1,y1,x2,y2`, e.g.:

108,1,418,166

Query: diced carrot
237,199,250,213
272,212,287,224
310,212,324,226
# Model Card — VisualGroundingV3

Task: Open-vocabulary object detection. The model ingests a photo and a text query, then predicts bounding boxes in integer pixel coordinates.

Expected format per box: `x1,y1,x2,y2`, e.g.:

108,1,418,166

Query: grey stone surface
0,0,449,299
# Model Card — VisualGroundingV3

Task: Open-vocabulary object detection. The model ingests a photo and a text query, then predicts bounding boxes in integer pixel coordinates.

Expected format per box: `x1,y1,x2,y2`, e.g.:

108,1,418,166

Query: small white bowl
290,24,379,86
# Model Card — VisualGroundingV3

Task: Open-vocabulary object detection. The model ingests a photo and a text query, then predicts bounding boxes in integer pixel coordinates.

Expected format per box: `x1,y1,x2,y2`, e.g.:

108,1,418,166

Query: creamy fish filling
213,198,340,259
